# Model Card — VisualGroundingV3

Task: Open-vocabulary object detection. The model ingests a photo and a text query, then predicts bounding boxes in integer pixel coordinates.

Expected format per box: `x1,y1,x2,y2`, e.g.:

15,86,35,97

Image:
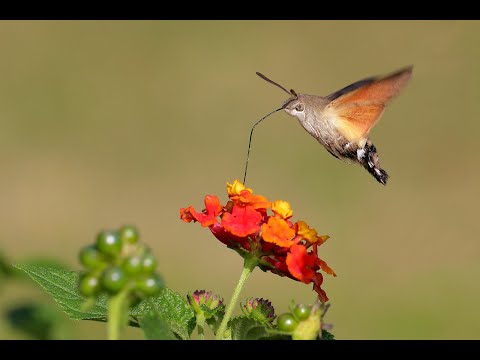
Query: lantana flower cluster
180,180,336,302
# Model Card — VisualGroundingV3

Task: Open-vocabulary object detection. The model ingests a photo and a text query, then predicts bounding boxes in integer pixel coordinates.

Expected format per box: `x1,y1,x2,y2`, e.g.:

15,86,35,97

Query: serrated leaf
14,264,109,320
139,312,177,340
19,258,69,271
230,316,271,340
15,264,195,339
131,288,195,340
200,303,225,318
205,307,225,335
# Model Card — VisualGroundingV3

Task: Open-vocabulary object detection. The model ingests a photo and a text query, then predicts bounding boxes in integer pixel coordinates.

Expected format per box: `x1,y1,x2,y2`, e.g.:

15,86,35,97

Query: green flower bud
187,290,224,319
241,297,276,324
119,225,139,245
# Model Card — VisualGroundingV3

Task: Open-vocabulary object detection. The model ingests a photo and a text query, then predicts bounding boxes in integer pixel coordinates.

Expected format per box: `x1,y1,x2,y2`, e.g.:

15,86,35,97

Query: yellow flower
226,180,252,197
295,220,318,242
271,200,293,219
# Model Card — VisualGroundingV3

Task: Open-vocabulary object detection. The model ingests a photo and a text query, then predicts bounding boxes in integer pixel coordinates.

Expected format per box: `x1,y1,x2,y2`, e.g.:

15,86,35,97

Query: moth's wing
325,66,413,142
326,76,377,102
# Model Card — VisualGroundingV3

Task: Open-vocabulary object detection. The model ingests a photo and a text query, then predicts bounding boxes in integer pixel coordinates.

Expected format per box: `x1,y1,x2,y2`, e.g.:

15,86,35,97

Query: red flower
286,244,319,284
313,273,329,303
180,206,195,223
180,180,336,302
180,195,222,227
222,205,262,237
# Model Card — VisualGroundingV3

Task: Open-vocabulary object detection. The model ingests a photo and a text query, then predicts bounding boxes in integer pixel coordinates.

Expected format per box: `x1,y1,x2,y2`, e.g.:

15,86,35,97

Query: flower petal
285,244,318,284
231,190,270,210
221,205,262,237
316,235,330,245
271,200,293,219
295,220,318,242
312,273,329,303
180,206,195,223
209,222,251,251
261,217,296,248
227,180,252,197
189,195,222,227
316,258,337,277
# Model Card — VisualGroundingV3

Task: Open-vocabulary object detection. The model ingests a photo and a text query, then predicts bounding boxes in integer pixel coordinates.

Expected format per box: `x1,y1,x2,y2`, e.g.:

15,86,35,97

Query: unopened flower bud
241,297,276,324
187,290,224,318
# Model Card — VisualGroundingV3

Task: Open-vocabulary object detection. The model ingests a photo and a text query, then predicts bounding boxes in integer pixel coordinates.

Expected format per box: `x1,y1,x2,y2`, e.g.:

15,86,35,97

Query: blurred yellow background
1,20,479,339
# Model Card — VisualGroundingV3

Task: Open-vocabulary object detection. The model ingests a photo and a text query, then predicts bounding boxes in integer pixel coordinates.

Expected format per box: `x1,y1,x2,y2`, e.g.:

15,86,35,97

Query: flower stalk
107,289,130,340
215,255,258,340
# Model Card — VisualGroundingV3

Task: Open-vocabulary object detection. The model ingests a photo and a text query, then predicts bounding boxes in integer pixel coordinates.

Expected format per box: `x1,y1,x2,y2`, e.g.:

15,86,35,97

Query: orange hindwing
326,66,413,142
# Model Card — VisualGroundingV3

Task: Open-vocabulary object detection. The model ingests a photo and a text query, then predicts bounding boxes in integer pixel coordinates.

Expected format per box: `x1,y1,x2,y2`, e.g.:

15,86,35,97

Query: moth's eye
295,104,304,112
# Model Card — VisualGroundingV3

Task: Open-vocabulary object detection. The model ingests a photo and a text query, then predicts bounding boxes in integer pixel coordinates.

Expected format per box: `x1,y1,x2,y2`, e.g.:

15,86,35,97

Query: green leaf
230,316,272,340
14,264,109,321
139,312,177,340
5,303,72,340
321,329,335,340
15,264,194,339
15,264,195,339
131,288,195,340
200,303,225,318
205,306,225,335
19,258,69,271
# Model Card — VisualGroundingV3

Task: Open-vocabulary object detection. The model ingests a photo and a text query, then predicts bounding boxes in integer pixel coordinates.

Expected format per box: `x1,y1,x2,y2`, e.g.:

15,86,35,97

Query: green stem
196,313,206,340
107,290,130,340
215,255,257,340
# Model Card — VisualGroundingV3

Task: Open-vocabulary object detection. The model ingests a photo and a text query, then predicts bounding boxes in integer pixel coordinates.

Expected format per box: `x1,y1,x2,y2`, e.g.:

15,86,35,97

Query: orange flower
271,200,293,219
227,180,270,210
231,190,271,210
261,217,296,248
222,205,262,237
317,258,336,277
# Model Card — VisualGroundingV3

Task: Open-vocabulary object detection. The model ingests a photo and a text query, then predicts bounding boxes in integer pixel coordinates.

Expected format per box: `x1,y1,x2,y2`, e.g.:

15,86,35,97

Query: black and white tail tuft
358,141,389,185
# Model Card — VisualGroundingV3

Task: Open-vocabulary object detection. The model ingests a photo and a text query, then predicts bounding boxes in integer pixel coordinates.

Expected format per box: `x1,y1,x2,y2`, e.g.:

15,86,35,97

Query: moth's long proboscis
243,107,283,185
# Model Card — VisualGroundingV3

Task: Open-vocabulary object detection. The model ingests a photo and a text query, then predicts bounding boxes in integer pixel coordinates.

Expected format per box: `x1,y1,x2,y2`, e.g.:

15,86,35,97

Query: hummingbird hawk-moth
256,66,413,185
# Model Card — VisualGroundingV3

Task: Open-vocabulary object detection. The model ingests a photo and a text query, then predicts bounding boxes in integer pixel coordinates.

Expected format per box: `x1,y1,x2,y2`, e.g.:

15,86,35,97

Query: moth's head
282,94,307,121
255,72,308,122
256,71,303,117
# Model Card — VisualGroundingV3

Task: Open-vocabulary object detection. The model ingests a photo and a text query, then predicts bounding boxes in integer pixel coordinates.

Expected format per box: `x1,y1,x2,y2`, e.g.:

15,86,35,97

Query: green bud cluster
277,303,322,340
187,290,224,319
78,225,163,299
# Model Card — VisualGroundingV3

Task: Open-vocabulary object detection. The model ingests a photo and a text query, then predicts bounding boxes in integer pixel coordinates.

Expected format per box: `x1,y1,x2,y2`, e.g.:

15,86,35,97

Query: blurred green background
1,20,479,339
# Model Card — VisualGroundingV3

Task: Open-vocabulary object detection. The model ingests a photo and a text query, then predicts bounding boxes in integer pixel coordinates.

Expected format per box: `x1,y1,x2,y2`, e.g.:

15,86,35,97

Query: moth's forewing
326,66,413,143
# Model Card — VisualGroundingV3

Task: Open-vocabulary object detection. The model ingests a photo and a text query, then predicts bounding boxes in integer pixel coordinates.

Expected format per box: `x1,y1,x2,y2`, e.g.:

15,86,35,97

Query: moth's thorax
284,94,336,140
283,93,359,159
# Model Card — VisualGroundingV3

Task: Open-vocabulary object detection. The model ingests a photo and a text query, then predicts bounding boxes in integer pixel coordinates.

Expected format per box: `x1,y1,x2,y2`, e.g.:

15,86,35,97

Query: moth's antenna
256,72,292,96
243,107,283,185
